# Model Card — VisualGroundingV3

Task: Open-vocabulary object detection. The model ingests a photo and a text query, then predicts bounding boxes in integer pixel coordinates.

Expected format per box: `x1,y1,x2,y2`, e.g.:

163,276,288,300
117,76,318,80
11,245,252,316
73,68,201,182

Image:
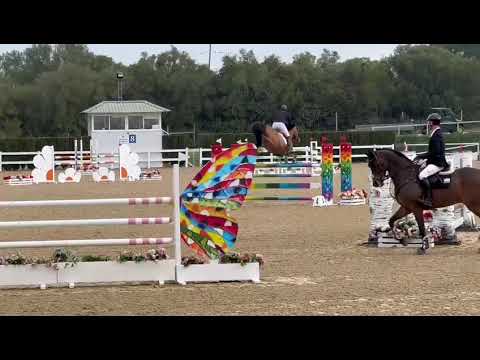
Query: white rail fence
0,148,192,172
0,142,478,171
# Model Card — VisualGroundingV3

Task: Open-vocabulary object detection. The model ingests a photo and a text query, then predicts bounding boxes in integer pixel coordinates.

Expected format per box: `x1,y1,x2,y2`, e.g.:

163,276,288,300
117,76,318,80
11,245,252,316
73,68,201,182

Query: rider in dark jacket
272,105,296,130
272,104,296,151
414,113,449,207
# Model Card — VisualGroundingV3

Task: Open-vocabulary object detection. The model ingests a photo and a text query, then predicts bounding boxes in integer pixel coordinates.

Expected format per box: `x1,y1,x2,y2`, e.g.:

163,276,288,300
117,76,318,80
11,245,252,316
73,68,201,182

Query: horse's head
366,150,389,187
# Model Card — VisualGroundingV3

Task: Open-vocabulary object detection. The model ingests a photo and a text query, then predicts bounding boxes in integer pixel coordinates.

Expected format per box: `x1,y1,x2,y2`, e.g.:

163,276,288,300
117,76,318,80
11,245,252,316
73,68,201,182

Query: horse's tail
251,122,266,147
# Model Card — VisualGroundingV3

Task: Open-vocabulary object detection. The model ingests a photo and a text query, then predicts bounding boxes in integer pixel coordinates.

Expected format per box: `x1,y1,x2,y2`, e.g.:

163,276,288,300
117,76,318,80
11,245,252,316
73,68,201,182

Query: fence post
74,139,78,171
185,148,189,168
199,148,203,167
147,152,151,169
0,152,2,172
172,164,181,266
80,138,83,170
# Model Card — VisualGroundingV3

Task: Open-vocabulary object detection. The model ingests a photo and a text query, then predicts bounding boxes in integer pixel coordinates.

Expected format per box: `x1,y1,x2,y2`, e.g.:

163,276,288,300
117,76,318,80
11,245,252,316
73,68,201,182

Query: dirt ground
0,163,479,315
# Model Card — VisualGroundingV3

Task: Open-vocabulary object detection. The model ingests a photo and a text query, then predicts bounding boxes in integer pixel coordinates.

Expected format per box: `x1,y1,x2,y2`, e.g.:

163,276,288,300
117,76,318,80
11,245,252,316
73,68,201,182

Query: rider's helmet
281,104,288,111
426,113,442,125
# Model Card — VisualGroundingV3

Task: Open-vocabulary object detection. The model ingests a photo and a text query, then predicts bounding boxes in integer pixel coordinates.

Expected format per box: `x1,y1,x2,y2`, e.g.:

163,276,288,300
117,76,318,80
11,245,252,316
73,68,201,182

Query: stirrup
421,197,433,207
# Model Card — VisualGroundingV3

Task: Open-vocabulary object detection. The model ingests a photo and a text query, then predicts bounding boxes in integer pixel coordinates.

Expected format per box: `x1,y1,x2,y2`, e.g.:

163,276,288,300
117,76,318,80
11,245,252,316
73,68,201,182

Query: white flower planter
0,260,176,289
0,260,262,289
0,264,59,288
339,198,367,206
176,262,261,285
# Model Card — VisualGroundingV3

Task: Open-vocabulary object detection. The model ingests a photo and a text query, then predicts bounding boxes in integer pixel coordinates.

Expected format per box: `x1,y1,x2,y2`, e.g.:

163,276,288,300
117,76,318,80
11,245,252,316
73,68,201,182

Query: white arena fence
0,142,478,171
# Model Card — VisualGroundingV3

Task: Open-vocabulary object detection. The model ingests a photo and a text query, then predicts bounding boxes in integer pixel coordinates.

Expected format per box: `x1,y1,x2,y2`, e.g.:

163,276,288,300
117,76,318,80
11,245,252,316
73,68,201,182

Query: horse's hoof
417,248,428,255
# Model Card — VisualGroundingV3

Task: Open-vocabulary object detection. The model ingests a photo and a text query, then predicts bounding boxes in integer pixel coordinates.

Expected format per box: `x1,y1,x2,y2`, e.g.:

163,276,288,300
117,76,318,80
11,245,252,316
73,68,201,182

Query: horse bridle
370,158,418,202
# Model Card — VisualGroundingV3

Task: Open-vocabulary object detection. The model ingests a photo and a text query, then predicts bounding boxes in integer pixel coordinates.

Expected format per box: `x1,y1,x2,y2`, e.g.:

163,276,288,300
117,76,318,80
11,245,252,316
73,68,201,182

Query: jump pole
0,197,173,208
246,196,312,201
254,173,313,178
252,183,321,190
254,162,319,168
0,238,173,249
0,217,172,229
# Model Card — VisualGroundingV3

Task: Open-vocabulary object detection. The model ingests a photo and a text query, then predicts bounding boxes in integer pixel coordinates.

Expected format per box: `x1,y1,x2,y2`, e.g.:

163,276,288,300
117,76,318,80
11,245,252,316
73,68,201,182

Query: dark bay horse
251,122,300,156
367,149,480,247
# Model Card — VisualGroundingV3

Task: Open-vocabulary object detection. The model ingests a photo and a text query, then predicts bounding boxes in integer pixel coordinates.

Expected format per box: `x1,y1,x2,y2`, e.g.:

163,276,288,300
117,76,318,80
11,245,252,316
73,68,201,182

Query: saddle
427,164,453,189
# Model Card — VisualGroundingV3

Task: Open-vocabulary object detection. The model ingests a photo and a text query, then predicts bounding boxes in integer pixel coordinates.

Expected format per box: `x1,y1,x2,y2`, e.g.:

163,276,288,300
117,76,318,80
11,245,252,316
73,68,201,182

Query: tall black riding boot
255,131,263,148
420,178,433,208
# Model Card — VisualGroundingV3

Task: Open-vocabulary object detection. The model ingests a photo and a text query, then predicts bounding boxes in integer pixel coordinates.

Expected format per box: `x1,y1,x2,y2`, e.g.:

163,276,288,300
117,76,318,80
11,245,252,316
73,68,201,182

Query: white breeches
418,164,443,180
272,122,290,139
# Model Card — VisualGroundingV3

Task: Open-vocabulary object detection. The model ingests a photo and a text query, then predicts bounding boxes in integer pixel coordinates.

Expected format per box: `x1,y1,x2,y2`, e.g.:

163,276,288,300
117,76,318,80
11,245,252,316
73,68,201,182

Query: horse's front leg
389,206,411,246
413,208,430,253
389,206,410,230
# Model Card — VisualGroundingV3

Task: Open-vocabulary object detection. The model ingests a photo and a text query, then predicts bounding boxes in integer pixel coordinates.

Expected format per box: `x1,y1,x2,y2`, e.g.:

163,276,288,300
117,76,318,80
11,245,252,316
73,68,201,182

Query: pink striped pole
0,197,173,207
0,217,171,229
0,238,173,249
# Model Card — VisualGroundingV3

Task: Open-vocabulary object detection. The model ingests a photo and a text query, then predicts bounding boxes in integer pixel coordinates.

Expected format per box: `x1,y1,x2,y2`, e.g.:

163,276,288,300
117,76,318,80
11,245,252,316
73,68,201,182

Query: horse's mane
378,148,414,163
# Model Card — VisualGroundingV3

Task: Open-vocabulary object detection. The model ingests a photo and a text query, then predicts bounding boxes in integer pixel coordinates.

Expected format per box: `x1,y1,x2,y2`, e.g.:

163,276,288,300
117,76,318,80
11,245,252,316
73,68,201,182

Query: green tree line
1,44,480,140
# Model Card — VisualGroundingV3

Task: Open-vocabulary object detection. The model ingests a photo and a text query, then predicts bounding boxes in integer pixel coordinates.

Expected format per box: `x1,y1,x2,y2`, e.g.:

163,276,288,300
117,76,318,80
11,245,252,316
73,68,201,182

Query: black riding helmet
426,113,442,125
281,104,288,111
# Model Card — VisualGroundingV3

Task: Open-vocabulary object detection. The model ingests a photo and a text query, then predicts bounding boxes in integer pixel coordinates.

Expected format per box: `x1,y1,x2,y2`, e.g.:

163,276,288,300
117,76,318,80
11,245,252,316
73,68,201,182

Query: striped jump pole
0,238,173,249
246,196,312,201
0,217,172,229
254,162,319,168
253,183,321,190
254,173,313,178
0,197,173,208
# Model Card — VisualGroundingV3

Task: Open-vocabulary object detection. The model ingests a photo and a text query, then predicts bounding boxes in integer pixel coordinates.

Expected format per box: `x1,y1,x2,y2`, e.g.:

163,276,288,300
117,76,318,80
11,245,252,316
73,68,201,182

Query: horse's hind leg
463,199,480,219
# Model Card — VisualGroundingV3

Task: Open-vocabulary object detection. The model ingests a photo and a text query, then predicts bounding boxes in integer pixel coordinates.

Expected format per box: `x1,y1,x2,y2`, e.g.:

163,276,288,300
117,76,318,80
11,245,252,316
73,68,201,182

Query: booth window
144,118,159,129
128,116,143,129
110,116,125,130
93,115,109,130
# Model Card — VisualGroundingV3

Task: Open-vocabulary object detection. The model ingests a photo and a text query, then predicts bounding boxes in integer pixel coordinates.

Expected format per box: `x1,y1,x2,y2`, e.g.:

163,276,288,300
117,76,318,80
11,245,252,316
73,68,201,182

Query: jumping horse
251,122,300,157
367,149,480,252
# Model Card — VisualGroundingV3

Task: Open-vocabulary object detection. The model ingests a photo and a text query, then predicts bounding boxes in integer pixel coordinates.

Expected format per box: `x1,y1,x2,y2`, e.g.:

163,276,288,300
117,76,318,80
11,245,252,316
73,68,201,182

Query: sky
0,44,399,70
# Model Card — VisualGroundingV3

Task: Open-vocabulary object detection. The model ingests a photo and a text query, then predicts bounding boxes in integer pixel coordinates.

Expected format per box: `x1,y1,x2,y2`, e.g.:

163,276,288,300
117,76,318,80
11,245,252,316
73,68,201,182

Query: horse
367,149,480,250
251,122,300,156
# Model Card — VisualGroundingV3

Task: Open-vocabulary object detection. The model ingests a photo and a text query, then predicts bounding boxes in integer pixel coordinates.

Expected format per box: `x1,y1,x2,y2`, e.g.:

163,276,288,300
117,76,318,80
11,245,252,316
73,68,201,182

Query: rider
414,113,449,207
272,104,296,152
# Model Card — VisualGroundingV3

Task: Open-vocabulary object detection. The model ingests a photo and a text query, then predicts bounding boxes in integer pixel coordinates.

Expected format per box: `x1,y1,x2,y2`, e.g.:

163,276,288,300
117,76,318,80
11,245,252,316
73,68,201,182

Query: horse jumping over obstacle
367,148,480,252
251,122,300,156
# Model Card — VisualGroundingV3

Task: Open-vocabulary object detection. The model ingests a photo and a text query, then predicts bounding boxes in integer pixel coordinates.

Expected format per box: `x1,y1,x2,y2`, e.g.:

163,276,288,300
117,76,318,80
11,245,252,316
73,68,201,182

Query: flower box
0,260,176,289
176,262,260,285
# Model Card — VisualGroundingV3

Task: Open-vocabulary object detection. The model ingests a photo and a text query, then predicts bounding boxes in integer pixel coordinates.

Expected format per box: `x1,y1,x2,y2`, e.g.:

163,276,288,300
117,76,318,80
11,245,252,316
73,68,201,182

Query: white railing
0,142,478,171
0,148,192,172
406,142,479,158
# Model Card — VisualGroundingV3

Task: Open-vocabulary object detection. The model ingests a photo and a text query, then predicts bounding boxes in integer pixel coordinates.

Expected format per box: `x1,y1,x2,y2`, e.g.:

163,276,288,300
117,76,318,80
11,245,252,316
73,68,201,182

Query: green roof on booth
81,101,171,114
